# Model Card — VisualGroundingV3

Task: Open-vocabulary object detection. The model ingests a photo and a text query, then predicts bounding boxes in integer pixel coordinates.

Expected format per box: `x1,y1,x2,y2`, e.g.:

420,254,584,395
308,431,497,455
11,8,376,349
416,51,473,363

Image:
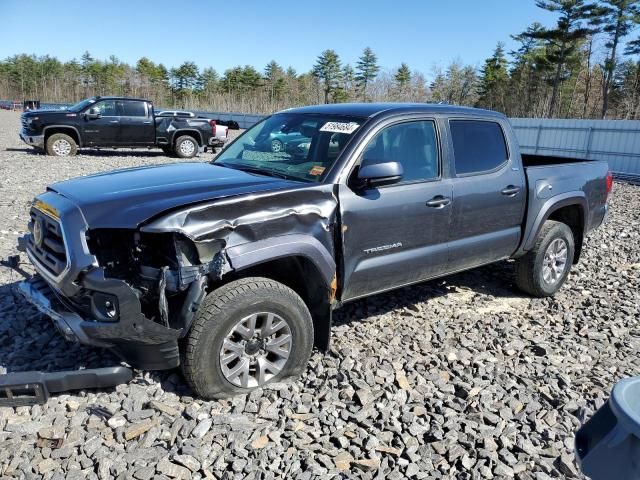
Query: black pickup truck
19,96,217,158
15,103,611,399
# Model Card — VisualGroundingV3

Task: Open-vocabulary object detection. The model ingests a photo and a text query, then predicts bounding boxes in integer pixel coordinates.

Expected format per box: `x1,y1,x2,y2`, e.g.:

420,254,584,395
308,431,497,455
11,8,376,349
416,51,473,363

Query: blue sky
0,0,559,76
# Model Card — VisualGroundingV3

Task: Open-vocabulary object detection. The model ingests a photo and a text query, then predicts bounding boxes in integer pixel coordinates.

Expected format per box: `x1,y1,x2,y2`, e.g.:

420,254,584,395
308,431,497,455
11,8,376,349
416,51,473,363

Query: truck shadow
333,260,522,326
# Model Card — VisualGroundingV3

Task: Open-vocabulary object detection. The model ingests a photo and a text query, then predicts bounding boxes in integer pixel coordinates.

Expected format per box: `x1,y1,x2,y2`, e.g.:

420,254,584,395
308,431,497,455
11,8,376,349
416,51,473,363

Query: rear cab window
119,100,148,117
450,120,508,175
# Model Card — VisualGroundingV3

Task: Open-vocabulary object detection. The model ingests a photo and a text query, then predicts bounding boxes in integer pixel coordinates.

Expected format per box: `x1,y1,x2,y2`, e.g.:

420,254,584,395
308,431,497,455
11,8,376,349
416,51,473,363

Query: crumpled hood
49,162,300,228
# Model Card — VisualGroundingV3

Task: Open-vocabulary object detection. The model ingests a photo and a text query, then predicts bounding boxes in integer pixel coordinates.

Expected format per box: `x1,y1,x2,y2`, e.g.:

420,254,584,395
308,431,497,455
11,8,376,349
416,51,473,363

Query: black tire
46,133,77,156
161,145,174,156
514,220,575,297
174,135,199,159
182,277,314,399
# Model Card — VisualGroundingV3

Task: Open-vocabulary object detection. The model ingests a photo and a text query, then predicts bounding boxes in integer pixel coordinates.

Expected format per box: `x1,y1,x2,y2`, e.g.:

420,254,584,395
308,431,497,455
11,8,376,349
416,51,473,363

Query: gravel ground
0,108,639,479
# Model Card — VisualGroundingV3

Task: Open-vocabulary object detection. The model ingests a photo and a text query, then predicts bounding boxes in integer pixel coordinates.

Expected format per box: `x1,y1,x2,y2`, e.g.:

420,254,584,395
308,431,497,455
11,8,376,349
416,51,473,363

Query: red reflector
209,119,216,136
606,171,613,195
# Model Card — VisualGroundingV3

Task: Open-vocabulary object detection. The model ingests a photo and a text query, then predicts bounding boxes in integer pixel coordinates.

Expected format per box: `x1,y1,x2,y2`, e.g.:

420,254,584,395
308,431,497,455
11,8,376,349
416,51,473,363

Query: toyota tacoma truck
19,96,218,158
15,103,611,399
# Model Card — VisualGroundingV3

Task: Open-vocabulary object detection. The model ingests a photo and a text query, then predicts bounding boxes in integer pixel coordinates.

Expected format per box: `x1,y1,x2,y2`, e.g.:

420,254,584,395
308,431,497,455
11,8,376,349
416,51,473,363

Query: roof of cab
92,96,151,102
281,102,505,119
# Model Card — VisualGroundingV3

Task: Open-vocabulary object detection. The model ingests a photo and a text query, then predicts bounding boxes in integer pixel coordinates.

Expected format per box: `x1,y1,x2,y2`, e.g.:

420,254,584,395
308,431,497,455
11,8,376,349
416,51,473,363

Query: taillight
209,119,217,136
606,171,613,198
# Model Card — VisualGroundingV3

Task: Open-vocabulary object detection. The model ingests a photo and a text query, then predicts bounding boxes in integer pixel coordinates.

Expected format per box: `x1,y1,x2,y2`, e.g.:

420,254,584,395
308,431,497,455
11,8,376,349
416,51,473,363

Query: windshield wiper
215,162,299,181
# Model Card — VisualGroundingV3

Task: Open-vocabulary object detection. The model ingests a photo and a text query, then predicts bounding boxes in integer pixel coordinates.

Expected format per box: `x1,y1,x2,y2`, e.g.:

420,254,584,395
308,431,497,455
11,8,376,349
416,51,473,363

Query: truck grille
27,208,68,276
21,116,29,130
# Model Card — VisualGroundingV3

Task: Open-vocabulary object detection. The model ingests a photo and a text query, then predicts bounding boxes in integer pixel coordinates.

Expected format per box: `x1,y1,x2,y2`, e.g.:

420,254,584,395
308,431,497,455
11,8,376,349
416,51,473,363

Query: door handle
426,195,451,208
501,185,520,196
109,120,119,124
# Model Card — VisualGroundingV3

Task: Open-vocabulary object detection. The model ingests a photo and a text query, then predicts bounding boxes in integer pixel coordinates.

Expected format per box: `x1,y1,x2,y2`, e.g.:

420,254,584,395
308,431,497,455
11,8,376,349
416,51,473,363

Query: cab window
92,100,118,117
450,120,508,175
120,100,147,117
360,120,439,183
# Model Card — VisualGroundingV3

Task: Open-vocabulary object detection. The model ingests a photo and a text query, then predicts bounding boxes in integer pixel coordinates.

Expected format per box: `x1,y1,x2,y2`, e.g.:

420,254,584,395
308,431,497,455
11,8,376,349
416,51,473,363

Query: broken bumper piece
0,367,133,407
16,274,182,371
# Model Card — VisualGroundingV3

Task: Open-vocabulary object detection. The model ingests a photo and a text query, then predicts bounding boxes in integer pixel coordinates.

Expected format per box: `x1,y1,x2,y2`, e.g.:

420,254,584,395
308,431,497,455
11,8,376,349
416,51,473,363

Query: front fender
225,234,336,288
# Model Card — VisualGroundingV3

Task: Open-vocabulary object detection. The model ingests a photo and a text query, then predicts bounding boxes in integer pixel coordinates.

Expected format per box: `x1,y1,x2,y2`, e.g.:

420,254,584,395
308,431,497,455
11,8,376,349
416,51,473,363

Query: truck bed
522,153,590,167
519,156,610,258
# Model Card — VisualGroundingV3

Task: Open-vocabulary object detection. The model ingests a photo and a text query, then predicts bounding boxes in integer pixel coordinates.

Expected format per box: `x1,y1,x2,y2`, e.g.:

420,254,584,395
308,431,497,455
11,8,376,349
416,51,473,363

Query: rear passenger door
447,119,525,272
117,100,155,145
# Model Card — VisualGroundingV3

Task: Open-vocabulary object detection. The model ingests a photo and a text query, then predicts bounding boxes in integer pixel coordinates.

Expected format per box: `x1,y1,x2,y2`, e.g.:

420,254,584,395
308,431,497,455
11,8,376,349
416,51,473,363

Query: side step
0,366,133,407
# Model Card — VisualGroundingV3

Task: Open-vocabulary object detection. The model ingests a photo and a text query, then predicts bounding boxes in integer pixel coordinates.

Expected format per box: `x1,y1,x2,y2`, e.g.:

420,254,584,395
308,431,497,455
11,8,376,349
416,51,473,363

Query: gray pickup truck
15,103,611,399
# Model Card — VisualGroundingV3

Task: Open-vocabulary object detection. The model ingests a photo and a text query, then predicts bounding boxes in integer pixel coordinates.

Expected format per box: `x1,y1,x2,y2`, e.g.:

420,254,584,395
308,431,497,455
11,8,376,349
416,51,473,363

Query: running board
0,366,133,407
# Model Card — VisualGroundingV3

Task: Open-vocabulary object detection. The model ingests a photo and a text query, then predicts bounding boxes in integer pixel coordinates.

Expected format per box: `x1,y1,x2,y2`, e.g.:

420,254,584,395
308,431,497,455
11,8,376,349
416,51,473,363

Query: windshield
214,113,365,182
68,98,96,112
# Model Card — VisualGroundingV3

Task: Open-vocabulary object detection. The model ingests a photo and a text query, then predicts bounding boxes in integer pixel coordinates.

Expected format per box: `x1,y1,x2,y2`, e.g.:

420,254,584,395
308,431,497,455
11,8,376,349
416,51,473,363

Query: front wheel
174,135,199,158
181,277,314,399
514,220,575,297
46,133,77,157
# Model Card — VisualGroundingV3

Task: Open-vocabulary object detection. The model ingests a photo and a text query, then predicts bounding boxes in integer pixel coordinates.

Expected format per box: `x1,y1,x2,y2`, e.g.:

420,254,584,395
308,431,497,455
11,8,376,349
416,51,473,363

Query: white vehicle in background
156,110,196,118
156,110,228,149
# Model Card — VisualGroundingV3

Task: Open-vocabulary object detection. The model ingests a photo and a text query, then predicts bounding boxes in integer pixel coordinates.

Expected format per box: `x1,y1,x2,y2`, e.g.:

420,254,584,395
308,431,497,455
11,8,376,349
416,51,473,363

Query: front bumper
17,273,181,370
20,131,45,148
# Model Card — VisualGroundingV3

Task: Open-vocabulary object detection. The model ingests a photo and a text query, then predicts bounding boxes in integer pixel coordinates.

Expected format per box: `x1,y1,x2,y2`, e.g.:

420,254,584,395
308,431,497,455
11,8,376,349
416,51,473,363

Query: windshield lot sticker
309,165,326,176
319,122,360,134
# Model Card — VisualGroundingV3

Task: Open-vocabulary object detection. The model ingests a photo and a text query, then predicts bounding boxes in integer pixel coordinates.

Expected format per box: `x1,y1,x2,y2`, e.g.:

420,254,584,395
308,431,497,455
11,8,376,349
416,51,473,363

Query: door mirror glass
86,107,101,119
357,161,403,188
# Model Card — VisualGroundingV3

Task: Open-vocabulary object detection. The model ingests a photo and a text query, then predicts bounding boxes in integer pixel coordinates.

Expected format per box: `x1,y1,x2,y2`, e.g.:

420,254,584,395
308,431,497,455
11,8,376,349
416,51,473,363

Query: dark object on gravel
576,377,640,479
214,119,240,130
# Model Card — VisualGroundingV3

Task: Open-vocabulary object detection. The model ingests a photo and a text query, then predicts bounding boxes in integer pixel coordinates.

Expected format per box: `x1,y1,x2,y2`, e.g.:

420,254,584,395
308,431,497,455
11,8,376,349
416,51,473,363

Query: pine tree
312,50,342,103
355,47,380,100
264,61,285,101
395,63,411,92
526,0,600,117
596,0,640,118
477,43,510,112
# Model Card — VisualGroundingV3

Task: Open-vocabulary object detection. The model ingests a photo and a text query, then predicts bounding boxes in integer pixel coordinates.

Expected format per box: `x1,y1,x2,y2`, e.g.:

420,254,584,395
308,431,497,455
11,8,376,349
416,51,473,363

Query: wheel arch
172,129,203,146
43,125,82,147
522,192,588,263
223,235,337,351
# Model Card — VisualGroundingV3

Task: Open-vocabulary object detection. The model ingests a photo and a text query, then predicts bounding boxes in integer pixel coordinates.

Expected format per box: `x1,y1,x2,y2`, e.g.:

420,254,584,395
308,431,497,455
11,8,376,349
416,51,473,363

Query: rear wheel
514,220,575,297
46,133,77,157
174,135,198,158
181,277,314,399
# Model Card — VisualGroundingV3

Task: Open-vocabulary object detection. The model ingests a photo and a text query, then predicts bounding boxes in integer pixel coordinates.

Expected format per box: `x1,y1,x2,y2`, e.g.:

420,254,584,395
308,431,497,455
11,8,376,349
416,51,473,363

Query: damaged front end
18,191,228,370
86,228,227,335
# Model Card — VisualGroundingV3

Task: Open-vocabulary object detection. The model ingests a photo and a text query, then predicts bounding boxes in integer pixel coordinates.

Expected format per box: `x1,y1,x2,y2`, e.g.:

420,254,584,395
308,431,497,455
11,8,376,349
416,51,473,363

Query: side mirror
86,107,100,119
357,161,403,188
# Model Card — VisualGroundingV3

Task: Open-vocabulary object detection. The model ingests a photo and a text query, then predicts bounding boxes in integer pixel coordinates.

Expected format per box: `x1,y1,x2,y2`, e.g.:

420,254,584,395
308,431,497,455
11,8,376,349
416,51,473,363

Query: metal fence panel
510,118,640,178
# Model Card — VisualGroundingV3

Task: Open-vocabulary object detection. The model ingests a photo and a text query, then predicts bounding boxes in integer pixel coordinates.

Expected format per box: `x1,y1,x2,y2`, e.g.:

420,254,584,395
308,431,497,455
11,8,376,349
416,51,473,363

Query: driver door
82,99,121,146
339,118,452,300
